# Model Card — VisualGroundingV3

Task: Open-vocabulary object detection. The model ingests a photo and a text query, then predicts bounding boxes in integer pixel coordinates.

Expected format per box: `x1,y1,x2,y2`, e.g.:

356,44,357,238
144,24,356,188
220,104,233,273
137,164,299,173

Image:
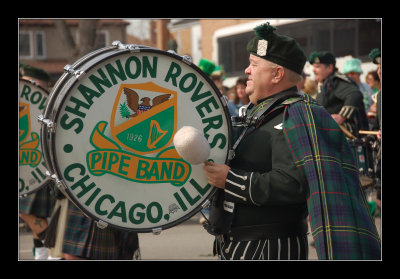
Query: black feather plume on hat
254,22,277,40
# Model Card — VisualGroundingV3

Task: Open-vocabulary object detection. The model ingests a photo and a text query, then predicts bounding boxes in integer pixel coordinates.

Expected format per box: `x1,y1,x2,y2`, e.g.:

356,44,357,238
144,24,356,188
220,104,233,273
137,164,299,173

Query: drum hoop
43,46,232,232
41,46,119,176
19,78,52,196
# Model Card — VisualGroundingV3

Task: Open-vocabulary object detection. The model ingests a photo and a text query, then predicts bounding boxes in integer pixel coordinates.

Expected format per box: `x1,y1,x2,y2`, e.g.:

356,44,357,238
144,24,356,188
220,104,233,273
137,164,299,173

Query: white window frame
19,30,33,59
35,30,46,59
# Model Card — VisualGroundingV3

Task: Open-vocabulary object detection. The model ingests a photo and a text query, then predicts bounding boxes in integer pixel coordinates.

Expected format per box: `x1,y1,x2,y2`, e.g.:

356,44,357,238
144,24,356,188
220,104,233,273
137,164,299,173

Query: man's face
244,54,277,104
346,72,361,84
312,63,334,83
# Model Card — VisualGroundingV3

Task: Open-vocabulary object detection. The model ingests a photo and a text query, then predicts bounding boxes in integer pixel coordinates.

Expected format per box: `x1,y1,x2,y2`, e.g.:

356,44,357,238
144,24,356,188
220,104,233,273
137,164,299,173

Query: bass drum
40,41,232,232
19,78,51,196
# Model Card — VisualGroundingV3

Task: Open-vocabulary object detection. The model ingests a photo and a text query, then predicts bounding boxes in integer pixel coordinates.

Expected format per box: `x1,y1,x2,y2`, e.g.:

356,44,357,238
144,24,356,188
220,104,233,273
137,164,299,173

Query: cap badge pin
257,39,268,56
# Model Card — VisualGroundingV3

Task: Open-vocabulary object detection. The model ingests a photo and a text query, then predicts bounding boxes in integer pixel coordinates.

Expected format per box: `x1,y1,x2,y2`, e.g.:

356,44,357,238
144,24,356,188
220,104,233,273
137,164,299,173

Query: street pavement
18,214,381,261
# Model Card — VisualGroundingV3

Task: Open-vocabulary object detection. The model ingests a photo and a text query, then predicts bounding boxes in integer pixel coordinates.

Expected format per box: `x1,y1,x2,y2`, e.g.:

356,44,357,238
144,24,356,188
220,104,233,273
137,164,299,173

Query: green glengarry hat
369,48,381,64
246,22,306,75
309,51,336,66
198,58,216,76
20,63,50,82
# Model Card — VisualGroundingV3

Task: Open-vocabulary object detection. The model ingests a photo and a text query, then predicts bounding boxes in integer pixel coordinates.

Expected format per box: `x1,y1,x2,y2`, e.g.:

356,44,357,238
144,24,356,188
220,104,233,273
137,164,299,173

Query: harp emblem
147,120,168,149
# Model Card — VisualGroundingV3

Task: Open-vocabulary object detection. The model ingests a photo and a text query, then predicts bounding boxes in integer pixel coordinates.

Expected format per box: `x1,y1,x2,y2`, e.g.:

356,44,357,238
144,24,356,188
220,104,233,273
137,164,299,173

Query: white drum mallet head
173,126,211,165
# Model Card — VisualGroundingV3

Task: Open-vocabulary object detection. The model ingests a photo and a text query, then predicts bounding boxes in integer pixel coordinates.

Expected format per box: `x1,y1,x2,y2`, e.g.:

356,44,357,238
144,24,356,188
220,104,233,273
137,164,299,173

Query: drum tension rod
112,40,140,53
38,114,56,132
182,55,192,65
96,220,109,229
64,64,86,80
46,171,65,191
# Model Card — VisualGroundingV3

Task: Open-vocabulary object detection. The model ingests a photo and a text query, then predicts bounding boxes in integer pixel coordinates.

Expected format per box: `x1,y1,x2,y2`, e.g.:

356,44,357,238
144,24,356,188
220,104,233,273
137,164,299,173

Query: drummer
19,64,56,260
369,48,381,141
203,22,380,260
369,48,381,211
310,51,369,137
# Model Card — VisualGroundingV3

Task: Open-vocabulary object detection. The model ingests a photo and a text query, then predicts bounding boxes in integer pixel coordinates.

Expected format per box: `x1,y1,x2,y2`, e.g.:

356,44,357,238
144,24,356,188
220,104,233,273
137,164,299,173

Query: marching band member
19,64,55,260
203,22,381,260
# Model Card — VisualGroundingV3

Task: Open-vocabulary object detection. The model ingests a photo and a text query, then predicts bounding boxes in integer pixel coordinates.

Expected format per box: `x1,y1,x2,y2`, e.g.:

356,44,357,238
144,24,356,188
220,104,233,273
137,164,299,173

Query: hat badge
257,39,268,56
314,57,320,63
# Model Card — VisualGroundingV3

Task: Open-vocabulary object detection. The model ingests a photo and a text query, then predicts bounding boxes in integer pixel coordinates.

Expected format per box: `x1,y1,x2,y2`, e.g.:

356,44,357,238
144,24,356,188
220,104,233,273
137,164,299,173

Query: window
333,20,356,57
96,30,108,49
19,31,32,58
35,31,46,59
358,19,381,57
217,31,254,77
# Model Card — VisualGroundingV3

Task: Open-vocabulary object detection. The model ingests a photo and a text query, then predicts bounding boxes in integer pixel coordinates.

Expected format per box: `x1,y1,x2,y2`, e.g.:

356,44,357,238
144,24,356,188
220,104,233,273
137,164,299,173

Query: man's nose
244,65,250,75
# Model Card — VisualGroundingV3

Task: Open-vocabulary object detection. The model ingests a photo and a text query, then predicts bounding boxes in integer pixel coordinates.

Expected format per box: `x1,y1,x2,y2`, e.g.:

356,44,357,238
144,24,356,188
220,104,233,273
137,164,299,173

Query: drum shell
348,138,375,188
40,45,232,232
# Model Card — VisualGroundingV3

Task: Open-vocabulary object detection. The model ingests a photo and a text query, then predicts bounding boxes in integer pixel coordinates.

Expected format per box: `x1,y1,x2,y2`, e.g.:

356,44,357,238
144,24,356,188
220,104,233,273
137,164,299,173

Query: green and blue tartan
19,185,55,218
282,94,381,260
63,202,139,260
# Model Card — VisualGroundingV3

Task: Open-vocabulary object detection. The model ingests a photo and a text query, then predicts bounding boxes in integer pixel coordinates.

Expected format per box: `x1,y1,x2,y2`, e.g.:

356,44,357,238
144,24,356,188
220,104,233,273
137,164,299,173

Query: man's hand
331,114,346,125
203,161,230,189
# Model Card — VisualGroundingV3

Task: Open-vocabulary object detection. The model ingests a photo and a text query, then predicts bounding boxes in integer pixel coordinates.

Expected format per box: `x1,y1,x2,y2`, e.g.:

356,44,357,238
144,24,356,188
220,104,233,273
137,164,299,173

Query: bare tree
54,19,99,62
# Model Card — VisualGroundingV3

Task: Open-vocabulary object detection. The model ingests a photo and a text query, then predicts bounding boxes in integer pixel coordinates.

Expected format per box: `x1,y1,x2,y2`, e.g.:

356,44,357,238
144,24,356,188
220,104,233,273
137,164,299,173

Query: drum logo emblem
110,81,177,154
19,102,41,167
87,81,191,186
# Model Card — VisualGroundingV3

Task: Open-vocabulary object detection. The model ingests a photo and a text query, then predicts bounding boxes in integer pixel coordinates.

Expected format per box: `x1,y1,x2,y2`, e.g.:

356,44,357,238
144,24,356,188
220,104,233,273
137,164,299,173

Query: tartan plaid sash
283,94,381,260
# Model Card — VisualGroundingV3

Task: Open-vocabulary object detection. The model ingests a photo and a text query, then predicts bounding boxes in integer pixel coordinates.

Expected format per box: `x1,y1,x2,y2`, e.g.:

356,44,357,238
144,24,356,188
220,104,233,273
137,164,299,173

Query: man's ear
272,66,285,84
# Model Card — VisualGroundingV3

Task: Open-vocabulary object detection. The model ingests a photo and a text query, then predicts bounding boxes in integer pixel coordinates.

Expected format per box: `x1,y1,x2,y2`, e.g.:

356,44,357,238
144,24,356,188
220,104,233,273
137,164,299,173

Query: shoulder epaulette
282,96,302,105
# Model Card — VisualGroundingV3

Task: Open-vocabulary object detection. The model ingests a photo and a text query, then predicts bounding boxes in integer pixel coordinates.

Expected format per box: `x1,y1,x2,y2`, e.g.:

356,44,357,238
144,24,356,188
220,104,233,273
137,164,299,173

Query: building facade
19,19,129,86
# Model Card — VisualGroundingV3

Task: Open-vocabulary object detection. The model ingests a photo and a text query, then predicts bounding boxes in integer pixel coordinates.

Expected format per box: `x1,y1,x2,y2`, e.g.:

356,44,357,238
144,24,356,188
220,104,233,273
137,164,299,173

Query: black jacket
224,88,308,228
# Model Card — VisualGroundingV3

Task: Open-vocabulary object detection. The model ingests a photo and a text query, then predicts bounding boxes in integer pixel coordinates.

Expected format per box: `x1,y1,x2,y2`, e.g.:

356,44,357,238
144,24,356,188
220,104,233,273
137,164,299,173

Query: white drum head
42,47,232,232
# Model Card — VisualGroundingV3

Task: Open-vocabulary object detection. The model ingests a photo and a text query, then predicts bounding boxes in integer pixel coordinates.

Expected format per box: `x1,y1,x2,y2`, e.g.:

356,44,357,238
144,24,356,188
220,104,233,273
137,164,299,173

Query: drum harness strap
229,89,302,162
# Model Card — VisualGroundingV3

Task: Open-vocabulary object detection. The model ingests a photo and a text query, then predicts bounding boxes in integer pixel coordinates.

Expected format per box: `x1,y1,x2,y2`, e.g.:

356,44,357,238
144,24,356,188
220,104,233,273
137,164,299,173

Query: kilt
62,202,139,260
19,184,55,218
215,234,308,260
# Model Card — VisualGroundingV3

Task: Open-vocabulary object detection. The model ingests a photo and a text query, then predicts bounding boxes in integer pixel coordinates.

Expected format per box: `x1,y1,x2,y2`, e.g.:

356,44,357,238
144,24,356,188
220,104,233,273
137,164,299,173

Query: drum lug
46,171,66,191
96,220,109,229
182,55,192,65
64,64,86,80
112,40,122,47
38,114,56,132
152,227,162,235
112,40,140,53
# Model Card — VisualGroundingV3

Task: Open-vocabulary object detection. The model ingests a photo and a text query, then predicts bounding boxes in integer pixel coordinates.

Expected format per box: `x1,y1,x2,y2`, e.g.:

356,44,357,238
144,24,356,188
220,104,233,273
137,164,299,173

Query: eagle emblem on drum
121,87,171,118
110,81,178,155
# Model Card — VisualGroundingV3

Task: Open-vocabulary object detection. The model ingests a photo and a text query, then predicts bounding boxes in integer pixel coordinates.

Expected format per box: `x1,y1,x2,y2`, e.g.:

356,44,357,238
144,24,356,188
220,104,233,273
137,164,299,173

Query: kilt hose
215,234,308,260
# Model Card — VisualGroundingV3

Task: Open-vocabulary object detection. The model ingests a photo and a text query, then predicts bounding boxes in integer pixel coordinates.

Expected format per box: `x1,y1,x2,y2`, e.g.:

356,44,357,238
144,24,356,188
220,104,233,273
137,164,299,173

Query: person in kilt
369,48,381,212
202,22,380,260
19,64,56,260
61,201,140,260
310,51,369,137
